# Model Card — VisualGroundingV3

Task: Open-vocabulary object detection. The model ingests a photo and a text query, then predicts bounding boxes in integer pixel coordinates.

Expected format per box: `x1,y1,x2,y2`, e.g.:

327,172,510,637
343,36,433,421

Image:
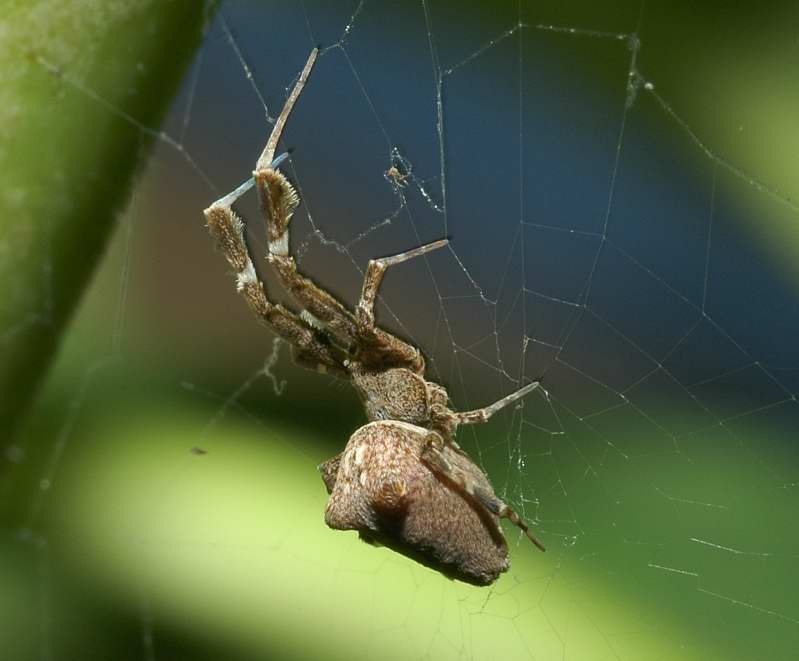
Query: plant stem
0,0,217,443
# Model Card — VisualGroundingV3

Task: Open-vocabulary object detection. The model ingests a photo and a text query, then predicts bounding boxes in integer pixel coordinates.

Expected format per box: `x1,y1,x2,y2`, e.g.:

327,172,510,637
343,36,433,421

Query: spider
204,48,544,585
385,164,409,188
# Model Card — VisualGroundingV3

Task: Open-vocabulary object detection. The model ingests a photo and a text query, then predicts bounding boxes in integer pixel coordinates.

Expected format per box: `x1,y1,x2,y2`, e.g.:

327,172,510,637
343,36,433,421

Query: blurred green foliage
0,0,215,442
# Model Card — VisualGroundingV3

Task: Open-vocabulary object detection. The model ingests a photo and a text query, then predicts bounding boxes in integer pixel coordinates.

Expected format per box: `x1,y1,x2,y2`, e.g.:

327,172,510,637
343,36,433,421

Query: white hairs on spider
300,309,327,331
268,231,289,256
236,260,258,291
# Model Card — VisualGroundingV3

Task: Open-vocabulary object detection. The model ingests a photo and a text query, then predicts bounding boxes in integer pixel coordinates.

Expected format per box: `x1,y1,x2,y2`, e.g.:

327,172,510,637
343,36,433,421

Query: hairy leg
204,186,345,375
456,381,540,425
252,48,361,347
420,437,545,551
353,239,449,372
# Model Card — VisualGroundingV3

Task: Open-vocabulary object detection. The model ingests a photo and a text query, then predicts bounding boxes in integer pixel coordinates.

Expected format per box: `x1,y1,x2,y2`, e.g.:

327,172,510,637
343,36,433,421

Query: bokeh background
3,1,799,659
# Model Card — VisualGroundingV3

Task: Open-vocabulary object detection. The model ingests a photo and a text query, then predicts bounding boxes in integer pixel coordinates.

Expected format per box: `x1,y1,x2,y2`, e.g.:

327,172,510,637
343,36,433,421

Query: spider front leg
204,181,345,375
420,437,546,552
252,48,360,347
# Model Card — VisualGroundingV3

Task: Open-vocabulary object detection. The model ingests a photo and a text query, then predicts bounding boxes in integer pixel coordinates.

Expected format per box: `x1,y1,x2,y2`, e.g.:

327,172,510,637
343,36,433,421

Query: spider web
4,1,799,659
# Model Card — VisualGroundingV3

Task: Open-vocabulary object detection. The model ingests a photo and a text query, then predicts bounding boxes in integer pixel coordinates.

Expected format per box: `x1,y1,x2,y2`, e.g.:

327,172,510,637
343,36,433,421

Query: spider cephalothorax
204,48,544,585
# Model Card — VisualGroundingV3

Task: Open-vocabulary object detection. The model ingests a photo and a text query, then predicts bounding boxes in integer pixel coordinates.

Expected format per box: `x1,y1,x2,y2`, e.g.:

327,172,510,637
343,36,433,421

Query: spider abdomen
319,420,510,585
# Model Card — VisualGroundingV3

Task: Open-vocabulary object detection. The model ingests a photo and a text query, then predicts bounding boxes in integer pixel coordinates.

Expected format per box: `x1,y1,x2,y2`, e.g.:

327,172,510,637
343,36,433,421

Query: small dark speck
190,447,208,456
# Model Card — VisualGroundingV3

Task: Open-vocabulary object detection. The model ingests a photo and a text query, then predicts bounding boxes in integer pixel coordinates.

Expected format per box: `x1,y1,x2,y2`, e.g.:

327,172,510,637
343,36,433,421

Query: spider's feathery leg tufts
456,381,540,425
257,168,299,257
257,151,296,257
204,191,345,375
253,48,318,258
261,175,360,344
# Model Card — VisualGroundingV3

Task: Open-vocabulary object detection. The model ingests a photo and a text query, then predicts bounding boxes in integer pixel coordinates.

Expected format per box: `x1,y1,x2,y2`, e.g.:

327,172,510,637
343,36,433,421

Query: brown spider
204,48,544,585
385,164,409,187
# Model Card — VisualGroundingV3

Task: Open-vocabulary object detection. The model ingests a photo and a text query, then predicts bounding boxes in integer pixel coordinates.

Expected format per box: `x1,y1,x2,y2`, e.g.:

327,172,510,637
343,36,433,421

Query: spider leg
456,381,540,425
204,186,345,376
229,47,442,373
255,48,318,174
356,239,448,330
420,438,545,552
252,48,361,347
354,239,449,372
